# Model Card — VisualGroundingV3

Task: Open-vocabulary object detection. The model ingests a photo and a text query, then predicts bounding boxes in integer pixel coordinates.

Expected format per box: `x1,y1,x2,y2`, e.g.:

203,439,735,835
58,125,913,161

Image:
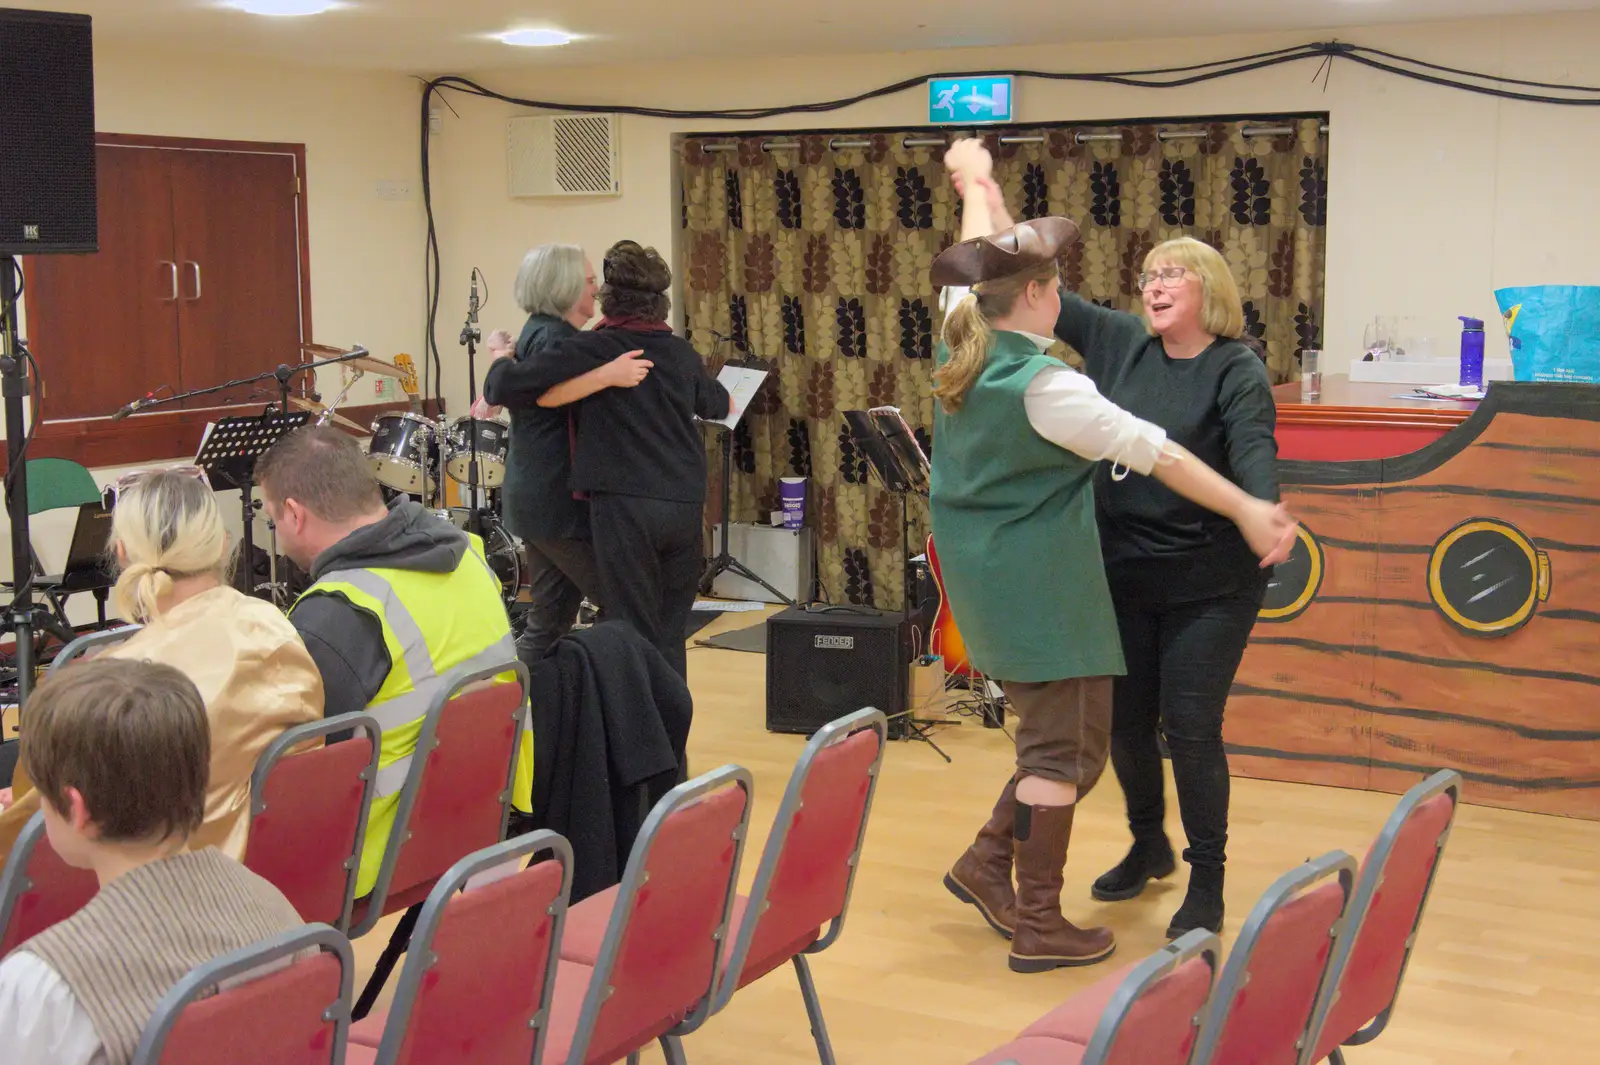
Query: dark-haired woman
483,240,731,681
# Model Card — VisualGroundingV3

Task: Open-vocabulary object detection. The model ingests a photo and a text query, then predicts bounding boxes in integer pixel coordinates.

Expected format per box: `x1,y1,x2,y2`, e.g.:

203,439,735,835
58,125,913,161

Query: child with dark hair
0,659,304,1065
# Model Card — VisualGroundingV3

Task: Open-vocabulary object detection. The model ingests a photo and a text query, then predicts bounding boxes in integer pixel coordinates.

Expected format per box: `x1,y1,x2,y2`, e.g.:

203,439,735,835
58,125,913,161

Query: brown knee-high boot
1009,802,1116,973
944,773,1020,938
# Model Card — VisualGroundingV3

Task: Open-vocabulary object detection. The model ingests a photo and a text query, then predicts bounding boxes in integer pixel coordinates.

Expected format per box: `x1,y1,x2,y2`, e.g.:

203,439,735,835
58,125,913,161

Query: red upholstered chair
1025,929,1220,1064
348,658,528,1017
968,1037,1089,1065
1191,851,1359,1065
560,709,888,1065
343,831,572,1065
243,713,381,933
1305,770,1462,1065
129,924,354,1065
0,810,99,955
542,764,754,1065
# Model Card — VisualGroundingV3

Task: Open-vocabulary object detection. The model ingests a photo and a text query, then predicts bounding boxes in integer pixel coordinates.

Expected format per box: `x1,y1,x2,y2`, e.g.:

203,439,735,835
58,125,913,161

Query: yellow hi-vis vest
291,534,526,898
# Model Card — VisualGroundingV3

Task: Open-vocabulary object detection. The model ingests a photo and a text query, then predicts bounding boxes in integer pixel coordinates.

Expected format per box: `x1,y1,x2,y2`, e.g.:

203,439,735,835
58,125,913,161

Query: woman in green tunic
931,138,1295,973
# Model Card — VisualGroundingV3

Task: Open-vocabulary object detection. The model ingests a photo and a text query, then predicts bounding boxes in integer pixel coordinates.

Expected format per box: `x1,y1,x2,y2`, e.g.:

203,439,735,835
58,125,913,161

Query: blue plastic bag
1494,285,1600,384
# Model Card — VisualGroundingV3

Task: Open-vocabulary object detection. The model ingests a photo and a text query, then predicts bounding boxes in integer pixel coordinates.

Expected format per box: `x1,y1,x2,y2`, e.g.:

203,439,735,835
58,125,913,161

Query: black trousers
517,537,601,663
1108,586,1263,870
589,492,703,681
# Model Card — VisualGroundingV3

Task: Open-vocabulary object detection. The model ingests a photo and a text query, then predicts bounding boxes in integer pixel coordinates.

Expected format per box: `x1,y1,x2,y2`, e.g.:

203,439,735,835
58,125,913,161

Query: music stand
699,355,793,605
843,407,952,756
196,410,311,608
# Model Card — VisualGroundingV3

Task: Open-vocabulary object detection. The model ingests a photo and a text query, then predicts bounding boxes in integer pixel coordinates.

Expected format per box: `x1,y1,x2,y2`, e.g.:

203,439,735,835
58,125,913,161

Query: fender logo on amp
813,635,855,651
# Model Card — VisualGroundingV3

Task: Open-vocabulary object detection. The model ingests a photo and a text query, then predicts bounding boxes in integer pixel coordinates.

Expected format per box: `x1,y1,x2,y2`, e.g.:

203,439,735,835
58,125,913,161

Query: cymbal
288,396,367,434
301,343,351,357
347,356,407,380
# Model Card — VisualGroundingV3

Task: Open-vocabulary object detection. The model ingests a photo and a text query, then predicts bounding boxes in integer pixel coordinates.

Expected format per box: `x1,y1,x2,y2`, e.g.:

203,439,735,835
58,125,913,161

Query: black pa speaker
766,605,910,738
0,8,97,255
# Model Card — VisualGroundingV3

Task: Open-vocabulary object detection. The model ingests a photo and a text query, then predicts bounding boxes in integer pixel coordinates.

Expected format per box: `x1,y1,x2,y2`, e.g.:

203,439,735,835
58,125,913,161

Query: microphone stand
458,288,482,535
108,346,373,608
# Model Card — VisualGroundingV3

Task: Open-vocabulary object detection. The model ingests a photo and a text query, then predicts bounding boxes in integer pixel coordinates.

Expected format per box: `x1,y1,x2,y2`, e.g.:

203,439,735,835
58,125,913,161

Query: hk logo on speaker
21,225,38,241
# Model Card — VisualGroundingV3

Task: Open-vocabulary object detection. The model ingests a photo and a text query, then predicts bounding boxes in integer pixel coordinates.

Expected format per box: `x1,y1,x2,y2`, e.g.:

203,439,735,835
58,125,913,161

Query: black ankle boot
1091,834,1176,902
1166,864,1225,938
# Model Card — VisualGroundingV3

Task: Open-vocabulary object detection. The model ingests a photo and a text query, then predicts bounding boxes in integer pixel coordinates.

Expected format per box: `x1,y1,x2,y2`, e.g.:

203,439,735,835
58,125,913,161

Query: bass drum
436,507,525,609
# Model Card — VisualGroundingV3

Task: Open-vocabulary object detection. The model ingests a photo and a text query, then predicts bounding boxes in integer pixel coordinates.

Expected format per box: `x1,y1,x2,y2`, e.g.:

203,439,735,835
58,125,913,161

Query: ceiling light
221,0,345,15
496,28,577,48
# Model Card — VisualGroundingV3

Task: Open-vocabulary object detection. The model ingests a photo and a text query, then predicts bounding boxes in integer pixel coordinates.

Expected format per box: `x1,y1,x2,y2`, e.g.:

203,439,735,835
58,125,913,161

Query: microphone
111,394,156,421
468,271,480,325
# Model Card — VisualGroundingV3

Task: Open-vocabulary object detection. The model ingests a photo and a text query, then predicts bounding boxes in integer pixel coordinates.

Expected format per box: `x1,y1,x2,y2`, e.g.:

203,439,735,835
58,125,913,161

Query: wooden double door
23,137,308,453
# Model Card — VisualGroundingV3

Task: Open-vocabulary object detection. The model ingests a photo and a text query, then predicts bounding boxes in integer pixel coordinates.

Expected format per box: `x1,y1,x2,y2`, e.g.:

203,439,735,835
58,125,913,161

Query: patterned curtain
680,116,1328,610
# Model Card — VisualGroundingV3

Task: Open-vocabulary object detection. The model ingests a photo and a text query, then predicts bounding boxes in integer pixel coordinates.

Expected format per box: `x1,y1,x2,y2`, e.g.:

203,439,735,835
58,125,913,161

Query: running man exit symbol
927,76,1015,125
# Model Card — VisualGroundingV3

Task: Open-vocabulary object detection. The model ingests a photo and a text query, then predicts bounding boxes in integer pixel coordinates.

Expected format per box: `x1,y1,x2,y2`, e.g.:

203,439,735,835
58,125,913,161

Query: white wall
427,9,1600,413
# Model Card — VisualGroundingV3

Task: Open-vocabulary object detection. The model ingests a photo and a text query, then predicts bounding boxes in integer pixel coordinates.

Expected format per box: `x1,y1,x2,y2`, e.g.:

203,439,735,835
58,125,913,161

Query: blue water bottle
1458,316,1485,388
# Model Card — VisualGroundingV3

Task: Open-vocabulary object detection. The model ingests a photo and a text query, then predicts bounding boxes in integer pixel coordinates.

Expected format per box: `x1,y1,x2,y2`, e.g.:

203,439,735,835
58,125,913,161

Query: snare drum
445,417,510,488
368,412,437,495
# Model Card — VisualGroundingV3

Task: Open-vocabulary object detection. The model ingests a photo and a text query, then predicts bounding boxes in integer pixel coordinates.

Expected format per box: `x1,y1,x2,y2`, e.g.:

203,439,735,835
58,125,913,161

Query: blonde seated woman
0,468,324,873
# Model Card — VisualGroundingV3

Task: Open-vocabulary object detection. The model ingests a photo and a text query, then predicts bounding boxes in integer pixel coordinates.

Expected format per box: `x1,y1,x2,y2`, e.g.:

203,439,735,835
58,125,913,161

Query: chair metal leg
660,1034,689,1065
792,954,838,1065
353,903,421,1020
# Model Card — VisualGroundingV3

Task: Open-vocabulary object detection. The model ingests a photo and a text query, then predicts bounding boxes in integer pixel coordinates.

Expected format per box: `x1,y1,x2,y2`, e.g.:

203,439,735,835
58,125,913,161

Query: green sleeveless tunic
929,329,1125,682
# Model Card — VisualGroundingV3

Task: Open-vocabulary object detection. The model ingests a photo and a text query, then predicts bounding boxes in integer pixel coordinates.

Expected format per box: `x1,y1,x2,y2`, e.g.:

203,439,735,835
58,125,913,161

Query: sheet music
707,365,769,429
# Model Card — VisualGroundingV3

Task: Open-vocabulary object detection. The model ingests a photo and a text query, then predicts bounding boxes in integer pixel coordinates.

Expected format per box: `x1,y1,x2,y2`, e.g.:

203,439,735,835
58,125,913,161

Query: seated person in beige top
0,659,306,1065
0,468,323,870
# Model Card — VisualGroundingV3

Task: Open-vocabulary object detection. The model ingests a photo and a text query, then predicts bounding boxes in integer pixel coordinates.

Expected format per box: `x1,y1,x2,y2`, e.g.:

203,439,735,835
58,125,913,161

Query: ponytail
113,562,176,628
933,293,991,413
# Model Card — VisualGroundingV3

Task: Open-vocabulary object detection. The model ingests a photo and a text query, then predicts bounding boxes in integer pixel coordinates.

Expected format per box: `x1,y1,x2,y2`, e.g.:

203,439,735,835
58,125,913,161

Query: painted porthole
1259,525,1323,622
1427,518,1552,637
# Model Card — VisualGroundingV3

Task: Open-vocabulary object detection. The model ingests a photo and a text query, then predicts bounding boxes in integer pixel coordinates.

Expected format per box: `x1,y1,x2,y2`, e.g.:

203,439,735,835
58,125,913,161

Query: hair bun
603,240,672,294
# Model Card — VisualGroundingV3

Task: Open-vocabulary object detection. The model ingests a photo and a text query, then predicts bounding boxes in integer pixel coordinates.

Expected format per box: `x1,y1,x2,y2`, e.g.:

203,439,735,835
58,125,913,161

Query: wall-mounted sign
927,76,1015,125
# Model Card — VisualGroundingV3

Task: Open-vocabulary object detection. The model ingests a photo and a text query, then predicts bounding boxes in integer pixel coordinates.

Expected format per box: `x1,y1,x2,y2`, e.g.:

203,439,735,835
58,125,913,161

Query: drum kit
302,345,525,609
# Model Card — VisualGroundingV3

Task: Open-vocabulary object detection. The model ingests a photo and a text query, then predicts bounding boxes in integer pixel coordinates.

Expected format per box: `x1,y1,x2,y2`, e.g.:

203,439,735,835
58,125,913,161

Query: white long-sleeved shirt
0,951,104,1065
941,287,1168,474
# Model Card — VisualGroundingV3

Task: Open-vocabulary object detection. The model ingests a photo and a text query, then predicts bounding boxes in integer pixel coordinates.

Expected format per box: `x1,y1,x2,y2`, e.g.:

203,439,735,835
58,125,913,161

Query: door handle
183,261,201,300
160,261,177,301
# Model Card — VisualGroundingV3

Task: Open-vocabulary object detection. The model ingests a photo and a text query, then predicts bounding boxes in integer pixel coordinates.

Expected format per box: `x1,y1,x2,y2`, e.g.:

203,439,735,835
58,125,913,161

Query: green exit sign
928,77,1015,125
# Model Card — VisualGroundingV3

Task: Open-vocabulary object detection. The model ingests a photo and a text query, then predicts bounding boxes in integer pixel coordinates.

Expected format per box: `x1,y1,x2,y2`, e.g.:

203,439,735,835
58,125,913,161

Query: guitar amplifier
766,605,911,738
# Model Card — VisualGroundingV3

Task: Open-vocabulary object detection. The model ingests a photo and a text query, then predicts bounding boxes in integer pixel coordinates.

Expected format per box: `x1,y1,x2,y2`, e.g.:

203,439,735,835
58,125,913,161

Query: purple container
779,477,806,530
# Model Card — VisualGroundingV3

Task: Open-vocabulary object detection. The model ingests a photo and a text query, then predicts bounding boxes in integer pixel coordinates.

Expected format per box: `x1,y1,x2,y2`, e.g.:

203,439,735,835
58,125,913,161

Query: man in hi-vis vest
257,426,523,898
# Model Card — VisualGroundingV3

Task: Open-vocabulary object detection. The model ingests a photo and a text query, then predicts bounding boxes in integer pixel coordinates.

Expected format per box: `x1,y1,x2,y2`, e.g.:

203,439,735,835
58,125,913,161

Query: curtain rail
698,122,1328,153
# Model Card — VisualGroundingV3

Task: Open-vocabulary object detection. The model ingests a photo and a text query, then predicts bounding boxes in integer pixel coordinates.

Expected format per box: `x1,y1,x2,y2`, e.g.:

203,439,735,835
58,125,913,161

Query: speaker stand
1,257,35,706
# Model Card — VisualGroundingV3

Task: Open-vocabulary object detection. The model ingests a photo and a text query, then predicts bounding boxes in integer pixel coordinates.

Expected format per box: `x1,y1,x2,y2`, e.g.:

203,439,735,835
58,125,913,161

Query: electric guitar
392,353,423,414
925,533,974,678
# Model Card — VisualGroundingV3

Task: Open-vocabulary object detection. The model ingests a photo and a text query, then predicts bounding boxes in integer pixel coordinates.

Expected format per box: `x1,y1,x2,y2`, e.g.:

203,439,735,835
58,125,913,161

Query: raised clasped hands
943,137,993,183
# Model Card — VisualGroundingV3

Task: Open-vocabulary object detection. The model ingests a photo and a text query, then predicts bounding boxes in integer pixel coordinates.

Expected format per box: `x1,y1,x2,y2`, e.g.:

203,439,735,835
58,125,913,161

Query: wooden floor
356,608,1600,1064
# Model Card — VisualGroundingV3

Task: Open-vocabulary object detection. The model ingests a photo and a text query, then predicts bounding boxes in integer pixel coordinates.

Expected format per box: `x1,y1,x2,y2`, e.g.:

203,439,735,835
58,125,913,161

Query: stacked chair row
0,626,891,1065
971,769,1463,1065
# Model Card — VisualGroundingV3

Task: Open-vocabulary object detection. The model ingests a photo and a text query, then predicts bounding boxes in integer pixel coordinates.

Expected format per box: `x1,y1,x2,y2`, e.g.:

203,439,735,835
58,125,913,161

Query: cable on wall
416,38,1600,396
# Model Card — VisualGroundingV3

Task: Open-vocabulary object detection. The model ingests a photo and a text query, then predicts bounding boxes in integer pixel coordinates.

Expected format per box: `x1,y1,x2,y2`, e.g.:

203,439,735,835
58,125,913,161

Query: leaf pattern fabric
682,117,1326,609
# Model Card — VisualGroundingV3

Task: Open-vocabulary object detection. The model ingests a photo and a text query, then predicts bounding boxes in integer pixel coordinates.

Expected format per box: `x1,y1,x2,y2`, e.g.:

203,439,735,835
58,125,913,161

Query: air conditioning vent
507,113,621,198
